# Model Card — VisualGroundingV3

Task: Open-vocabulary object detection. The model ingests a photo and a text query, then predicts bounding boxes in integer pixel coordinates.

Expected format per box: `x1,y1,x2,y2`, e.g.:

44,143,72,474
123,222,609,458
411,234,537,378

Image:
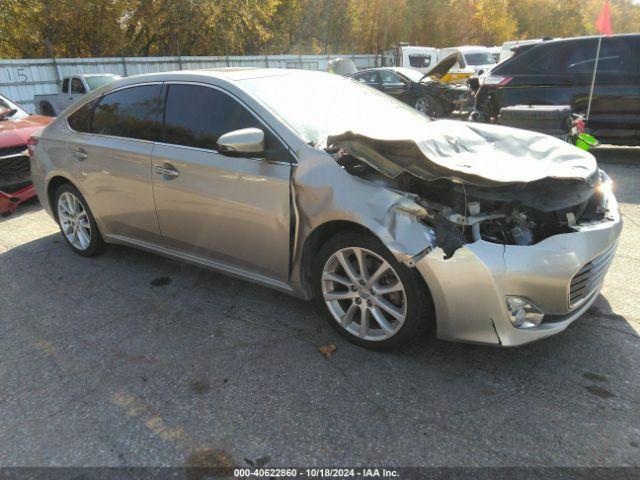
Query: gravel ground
0,159,638,469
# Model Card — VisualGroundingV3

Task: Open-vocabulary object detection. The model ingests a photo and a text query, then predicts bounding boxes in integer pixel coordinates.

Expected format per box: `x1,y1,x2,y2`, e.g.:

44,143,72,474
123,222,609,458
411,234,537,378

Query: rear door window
162,84,290,160
530,39,598,74
352,71,380,85
62,78,70,94
67,99,98,132
91,84,162,141
529,37,639,75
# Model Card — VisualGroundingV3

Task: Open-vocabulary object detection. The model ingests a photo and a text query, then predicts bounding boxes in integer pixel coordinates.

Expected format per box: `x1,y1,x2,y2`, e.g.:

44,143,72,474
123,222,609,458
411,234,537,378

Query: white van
438,46,497,76
381,44,439,74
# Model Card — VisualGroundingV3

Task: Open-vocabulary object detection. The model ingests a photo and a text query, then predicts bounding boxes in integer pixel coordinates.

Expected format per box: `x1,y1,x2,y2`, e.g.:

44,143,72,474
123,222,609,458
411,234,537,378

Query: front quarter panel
289,146,436,297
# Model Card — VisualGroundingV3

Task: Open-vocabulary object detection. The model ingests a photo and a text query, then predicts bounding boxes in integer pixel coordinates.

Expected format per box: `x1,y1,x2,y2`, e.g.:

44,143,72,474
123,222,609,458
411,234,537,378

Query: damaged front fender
289,146,437,297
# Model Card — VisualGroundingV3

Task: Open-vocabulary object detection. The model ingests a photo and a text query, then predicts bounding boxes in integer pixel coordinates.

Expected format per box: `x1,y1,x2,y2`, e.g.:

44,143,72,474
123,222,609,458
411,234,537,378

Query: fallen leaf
318,344,336,359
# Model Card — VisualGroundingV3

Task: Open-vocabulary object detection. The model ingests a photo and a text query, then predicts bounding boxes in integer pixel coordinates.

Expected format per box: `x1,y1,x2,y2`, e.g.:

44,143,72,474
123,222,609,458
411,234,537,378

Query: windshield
0,95,28,120
85,75,121,90
240,72,432,147
464,52,496,65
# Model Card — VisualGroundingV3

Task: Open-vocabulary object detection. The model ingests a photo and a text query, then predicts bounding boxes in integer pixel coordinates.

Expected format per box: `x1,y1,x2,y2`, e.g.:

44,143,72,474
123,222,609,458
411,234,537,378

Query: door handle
71,148,88,161
154,163,180,178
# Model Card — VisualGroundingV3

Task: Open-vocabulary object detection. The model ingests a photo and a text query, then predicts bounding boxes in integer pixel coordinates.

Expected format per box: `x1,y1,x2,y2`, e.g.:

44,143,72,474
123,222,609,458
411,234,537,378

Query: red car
0,93,52,216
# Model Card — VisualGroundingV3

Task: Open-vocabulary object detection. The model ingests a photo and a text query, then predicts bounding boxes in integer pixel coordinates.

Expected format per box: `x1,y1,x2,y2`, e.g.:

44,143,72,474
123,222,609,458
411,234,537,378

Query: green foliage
1,0,639,58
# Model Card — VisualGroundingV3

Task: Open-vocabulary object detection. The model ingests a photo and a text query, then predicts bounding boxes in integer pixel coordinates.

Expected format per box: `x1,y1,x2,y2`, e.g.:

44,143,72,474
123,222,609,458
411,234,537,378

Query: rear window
92,84,162,141
408,54,432,68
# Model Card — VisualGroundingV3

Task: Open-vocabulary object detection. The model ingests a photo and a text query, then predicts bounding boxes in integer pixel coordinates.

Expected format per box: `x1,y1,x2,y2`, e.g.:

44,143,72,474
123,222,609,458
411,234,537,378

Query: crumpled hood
328,119,597,187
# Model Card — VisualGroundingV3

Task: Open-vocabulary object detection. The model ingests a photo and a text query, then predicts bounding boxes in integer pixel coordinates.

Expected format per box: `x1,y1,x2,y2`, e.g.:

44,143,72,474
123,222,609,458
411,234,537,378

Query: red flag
595,1,613,36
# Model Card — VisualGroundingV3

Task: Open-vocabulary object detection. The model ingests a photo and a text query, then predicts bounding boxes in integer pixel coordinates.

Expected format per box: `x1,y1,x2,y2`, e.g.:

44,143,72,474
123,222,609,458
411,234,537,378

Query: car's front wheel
314,232,433,349
54,183,105,257
415,95,444,117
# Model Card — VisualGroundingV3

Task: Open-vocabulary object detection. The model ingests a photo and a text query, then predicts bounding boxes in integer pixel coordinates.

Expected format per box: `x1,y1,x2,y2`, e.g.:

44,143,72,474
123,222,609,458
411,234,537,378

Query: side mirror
217,127,264,155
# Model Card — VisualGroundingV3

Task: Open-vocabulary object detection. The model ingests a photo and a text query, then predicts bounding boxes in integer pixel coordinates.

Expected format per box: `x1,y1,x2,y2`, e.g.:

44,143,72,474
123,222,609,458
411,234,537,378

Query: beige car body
30,69,621,347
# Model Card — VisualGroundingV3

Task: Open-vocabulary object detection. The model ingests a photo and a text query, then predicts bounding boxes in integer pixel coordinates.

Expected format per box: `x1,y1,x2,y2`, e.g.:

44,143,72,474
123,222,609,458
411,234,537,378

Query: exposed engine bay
327,134,612,259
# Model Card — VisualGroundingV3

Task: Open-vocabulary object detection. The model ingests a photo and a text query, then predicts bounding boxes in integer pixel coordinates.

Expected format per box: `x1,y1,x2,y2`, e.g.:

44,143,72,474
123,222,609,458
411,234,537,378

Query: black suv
474,34,640,145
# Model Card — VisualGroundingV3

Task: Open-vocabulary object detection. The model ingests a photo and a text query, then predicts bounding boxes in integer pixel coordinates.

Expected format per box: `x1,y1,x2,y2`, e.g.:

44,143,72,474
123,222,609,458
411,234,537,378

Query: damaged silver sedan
30,69,621,348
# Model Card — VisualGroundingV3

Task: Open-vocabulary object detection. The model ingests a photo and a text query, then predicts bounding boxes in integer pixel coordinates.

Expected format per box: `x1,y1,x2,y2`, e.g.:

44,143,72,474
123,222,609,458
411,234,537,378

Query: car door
68,77,87,107
151,83,292,281
65,83,164,244
352,71,382,91
378,70,411,103
574,36,640,141
57,78,71,112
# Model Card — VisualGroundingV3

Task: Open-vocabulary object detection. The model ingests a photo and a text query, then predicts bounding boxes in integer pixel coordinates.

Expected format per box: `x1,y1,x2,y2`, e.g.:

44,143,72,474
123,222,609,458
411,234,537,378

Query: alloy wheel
57,191,91,251
415,96,431,115
321,247,407,341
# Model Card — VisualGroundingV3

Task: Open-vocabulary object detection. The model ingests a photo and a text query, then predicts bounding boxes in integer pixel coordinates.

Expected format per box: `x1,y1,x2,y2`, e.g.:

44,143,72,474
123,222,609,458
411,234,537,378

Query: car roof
535,33,640,46
127,67,308,82
351,67,413,75
449,45,492,53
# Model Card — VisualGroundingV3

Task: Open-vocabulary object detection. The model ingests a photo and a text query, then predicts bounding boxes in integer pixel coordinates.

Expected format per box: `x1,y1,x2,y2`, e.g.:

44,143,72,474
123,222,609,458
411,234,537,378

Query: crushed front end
327,122,622,346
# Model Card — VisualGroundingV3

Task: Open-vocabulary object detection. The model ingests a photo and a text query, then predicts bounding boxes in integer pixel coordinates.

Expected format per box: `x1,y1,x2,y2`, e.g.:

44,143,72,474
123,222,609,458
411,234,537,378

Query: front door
378,70,410,103
151,83,292,281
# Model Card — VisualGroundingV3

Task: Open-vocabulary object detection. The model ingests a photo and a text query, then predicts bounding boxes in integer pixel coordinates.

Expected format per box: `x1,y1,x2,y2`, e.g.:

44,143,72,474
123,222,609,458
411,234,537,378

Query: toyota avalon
29,69,621,348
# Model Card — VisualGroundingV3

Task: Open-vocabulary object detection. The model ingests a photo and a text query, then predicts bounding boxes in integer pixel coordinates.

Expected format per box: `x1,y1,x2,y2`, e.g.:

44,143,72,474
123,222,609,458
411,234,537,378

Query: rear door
351,71,382,90
65,83,164,244
151,83,292,281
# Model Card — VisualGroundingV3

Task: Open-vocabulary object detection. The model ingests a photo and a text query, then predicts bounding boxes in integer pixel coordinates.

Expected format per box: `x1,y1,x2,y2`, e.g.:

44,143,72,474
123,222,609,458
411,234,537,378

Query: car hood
422,53,458,80
0,115,52,149
328,119,597,187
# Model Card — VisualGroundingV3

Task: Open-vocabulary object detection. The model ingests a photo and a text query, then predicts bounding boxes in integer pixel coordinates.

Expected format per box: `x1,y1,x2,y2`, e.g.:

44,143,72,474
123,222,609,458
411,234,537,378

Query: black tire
312,231,434,349
40,102,55,117
415,95,445,118
54,183,105,257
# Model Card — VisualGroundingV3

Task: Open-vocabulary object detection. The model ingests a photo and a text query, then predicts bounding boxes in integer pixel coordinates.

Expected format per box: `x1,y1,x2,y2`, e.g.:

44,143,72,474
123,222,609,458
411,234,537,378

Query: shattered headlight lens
505,296,544,328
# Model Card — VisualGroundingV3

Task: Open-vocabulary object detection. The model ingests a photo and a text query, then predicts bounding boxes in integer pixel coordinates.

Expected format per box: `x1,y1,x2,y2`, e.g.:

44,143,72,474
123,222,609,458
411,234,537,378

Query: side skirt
105,234,298,297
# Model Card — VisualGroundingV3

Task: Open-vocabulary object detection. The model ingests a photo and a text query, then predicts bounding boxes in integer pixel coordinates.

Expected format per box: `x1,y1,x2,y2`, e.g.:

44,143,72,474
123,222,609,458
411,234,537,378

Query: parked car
474,34,640,145
348,55,467,117
438,45,497,81
0,93,52,215
34,73,121,116
489,46,501,63
381,43,439,74
30,69,620,349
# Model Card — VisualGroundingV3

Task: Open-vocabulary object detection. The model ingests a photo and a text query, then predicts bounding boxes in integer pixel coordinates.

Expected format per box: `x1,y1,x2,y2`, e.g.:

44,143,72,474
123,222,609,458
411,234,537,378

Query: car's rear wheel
415,95,444,117
313,232,433,349
54,183,104,257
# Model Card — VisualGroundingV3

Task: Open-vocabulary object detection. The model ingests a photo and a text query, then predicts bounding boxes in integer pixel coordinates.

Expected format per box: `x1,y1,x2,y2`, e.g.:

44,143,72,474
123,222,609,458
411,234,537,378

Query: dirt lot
0,159,639,468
